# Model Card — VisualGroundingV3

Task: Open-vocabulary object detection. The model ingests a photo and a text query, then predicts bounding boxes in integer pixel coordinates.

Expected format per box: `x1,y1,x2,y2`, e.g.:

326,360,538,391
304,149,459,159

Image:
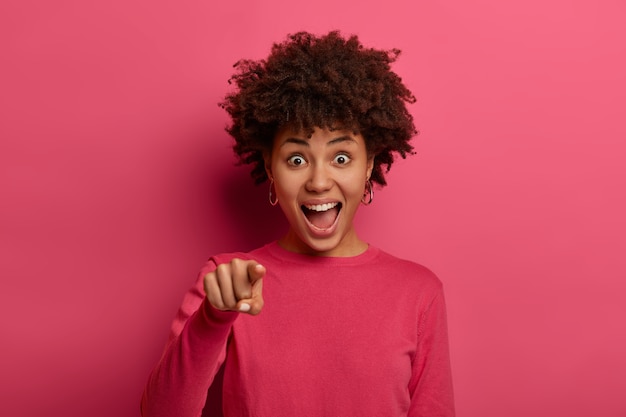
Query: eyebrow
280,135,357,148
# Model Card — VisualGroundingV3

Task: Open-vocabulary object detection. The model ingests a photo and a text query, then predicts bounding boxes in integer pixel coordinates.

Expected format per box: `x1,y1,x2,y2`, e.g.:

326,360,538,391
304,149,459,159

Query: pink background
1,0,625,416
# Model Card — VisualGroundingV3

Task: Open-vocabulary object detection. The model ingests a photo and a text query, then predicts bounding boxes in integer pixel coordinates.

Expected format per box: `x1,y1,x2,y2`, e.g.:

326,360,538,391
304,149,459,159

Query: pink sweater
142,242,455,417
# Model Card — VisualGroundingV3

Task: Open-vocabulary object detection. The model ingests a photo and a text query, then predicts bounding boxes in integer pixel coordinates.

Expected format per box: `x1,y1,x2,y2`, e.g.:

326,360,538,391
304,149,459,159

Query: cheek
273,175,300,201
345,172,368,194
346,183,363,198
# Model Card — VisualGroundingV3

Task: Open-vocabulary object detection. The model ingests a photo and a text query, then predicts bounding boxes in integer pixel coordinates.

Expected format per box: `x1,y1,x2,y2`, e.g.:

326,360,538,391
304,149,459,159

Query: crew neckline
263,240,380,266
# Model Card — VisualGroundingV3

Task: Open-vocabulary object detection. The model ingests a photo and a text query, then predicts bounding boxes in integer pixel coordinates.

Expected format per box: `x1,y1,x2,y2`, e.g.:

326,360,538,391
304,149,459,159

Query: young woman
142,31,455,417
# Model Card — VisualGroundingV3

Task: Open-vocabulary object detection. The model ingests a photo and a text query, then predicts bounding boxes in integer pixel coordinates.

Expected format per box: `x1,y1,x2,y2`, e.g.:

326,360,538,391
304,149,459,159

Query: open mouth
301,202,342,230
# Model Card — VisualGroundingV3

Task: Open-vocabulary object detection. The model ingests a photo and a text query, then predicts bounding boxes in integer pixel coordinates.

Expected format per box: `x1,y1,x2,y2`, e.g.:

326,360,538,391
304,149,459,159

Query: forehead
274,126,364,147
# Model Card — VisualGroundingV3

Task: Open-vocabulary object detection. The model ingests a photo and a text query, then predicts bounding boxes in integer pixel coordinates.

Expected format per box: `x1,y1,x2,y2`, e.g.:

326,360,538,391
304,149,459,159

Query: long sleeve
141,243,456,417
141,261,238,417
408,289,456,417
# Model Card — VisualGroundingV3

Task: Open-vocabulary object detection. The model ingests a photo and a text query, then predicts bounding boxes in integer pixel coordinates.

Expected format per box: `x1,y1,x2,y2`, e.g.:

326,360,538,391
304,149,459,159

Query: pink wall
1,1,625,416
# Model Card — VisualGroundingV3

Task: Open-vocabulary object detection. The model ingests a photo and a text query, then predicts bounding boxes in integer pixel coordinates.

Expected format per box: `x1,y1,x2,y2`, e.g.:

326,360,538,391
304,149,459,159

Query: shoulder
370,247,444,294
360,247,447,320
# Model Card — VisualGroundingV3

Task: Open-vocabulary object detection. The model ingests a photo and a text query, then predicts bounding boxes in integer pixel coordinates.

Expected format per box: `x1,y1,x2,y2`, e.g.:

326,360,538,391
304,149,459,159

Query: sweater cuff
196,298,239,329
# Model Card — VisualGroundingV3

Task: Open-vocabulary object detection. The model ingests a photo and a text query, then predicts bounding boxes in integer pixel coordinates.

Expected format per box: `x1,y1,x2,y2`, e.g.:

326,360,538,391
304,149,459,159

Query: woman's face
266,126,374,257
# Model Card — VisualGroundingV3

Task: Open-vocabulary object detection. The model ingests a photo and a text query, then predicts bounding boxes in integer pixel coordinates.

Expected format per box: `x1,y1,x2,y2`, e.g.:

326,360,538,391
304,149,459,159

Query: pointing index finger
238,262,265,315
247,262,266,283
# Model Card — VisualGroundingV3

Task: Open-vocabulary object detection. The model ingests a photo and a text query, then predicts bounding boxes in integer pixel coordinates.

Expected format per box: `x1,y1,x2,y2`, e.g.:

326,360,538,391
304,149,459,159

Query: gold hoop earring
268,179,279,206
361,180,374,205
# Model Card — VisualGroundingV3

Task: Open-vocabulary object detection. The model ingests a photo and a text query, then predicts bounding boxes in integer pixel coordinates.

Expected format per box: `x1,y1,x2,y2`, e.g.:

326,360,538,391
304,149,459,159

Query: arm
140,260,239,417
408,289,456,417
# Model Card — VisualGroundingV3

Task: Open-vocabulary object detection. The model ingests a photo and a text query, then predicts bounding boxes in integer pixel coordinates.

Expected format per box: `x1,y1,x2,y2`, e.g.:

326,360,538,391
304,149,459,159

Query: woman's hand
203,259,265,315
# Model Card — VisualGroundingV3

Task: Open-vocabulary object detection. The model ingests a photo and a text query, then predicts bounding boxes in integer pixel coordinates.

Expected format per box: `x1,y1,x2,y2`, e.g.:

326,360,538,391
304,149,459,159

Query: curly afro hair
220,31,417,186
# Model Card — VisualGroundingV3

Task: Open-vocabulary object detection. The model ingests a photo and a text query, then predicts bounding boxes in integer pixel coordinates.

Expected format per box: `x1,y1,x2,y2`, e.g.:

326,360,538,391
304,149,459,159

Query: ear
366,155,375,181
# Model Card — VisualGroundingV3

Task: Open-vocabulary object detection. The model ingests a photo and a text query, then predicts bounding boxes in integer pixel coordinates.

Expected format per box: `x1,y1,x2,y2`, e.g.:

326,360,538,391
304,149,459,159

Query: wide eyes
333,153,351,165
286,153,351,167
287,155,306,166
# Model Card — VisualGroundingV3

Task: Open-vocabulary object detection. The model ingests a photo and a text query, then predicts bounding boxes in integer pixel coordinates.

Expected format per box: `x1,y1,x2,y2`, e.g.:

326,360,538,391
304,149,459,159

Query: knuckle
203,272,214,289
216,263,230,277
228,260,243,278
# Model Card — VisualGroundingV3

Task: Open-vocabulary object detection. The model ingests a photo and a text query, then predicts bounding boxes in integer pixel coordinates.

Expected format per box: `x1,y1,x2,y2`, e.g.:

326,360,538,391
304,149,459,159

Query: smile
304,202,339,212
301,202,342,231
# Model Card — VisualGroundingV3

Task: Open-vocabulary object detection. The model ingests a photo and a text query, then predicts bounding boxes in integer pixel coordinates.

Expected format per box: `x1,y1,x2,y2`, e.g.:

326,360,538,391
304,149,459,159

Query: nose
305,163,333,193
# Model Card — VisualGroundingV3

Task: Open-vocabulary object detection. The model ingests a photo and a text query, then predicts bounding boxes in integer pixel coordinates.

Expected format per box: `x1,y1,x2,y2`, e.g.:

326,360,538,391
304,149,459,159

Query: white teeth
304,202,339,212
